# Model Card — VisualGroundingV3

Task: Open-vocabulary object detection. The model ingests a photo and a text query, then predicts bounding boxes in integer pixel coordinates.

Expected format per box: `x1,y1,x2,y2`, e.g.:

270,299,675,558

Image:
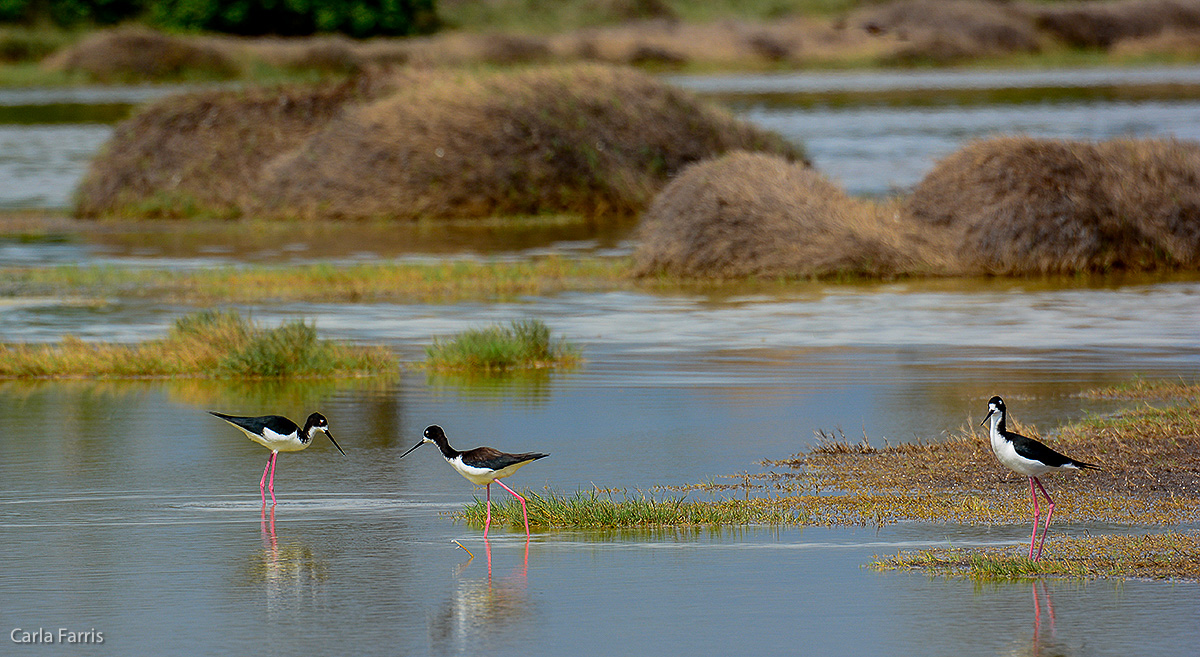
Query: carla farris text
11,628,104,644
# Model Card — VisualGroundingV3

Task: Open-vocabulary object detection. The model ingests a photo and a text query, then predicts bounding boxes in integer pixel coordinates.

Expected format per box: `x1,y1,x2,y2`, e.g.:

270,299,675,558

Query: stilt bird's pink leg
1033,477,1055,561
259,456,272,501
484,483,492,540
495,479,531,538
267,451,278,505
1027,477,1040,560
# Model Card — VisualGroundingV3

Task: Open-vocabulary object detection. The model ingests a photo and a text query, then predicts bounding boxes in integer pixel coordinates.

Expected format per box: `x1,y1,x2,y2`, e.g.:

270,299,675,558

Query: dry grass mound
74,77,378,219
905,137,1200,274
853,0,1041,63
41,27,238,82
1027,0,1200,49
250,64,801,220
633,152,949,278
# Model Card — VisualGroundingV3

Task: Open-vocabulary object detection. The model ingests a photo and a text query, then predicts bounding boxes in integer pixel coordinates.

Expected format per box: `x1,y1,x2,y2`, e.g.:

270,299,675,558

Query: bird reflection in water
430,538,532,653
1022,580,1069,657
252,502,329,622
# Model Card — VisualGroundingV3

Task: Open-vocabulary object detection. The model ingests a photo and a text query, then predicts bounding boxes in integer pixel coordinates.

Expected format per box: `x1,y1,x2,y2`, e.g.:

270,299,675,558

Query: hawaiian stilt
981,396,1100,560
210,411,344,503
400,425,547,538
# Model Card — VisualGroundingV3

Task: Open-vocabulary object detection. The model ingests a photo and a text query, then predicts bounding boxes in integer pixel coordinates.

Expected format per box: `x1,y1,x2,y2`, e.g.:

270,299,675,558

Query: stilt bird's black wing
209,412,299,436
462,447,549,471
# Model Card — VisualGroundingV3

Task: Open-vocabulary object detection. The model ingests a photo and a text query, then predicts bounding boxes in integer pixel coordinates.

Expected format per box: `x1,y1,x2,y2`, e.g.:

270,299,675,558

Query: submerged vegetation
871,532,1200,581
0,309,396,378
424,319,581,372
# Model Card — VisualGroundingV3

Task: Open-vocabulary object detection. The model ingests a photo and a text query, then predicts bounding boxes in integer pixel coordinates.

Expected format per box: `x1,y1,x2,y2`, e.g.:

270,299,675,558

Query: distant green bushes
0,0,437,36
0,0,142,26
150,0,437,37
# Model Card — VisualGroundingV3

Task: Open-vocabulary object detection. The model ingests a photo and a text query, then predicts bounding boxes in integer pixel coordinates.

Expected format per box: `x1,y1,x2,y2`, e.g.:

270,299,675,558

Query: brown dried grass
41,27,239,82
904,136,1200,274
762,395,1200,526
852,0,1041,64
633,151,952,278
1027,0,1200,50
74,77,375,219
249,64,801,220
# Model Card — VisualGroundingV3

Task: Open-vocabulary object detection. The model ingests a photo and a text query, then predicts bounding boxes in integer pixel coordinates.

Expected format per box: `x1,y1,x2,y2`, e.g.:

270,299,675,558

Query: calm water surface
3,69,1199,655
3,276,1199,655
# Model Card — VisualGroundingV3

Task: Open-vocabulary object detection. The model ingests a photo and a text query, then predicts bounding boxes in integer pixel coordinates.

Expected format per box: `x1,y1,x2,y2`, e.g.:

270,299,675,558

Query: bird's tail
1072,460,1102,471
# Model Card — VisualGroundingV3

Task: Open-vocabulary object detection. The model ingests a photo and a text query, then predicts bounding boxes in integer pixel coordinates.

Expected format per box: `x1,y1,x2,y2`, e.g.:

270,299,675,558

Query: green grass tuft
0,309,397,379
423,319,581,372
454,488,804,530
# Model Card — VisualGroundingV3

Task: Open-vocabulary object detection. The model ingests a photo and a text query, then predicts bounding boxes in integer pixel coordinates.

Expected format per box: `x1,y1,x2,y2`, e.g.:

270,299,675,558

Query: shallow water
3,279,1200,654
2,314,1198,655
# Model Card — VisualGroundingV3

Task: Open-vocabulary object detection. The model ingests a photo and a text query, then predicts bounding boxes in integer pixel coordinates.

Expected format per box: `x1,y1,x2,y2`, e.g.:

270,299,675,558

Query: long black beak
979,409,994,427
398,440,424,459
325,429,346,456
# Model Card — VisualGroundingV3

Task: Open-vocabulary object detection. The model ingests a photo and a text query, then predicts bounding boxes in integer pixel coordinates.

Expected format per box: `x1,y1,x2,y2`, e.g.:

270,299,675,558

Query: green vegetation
150,0,436,37
424,319,580,372
454,488,803,530
0,0,435,36
0,0,140,27
0,309,396,378
871,532,1200,581
0,257,635,303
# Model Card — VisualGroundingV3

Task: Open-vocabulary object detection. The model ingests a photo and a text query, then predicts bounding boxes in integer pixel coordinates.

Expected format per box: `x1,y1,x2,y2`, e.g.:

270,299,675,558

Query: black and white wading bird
400,425,548,539
981,396,1100,560
210,411,345,503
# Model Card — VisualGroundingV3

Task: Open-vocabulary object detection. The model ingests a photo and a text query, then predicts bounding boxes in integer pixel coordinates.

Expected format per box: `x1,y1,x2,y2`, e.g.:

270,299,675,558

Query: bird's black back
460,447,549,471
1008,431,1101,471
210,412,299,436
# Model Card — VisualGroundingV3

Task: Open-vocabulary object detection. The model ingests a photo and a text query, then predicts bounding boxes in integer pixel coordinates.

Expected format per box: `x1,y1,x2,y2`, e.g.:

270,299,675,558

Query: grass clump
41,27,238,83
0,309,396,379
871,532,1200,581
634,151,951,279
73,77,378,219
905,136,1200,274
74,64,800,220
424,319,580,372
249,64,803,221
454,488,803,530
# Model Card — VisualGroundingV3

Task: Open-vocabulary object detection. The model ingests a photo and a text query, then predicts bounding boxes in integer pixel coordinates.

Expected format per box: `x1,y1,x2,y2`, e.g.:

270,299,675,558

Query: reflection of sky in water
669,64,1200,93
0,124,111,209
746,100,1200,196
5,280,1194,354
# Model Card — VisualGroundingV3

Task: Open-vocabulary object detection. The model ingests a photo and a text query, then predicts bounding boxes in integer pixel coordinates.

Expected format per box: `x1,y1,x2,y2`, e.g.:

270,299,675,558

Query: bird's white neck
987,410,1007,453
